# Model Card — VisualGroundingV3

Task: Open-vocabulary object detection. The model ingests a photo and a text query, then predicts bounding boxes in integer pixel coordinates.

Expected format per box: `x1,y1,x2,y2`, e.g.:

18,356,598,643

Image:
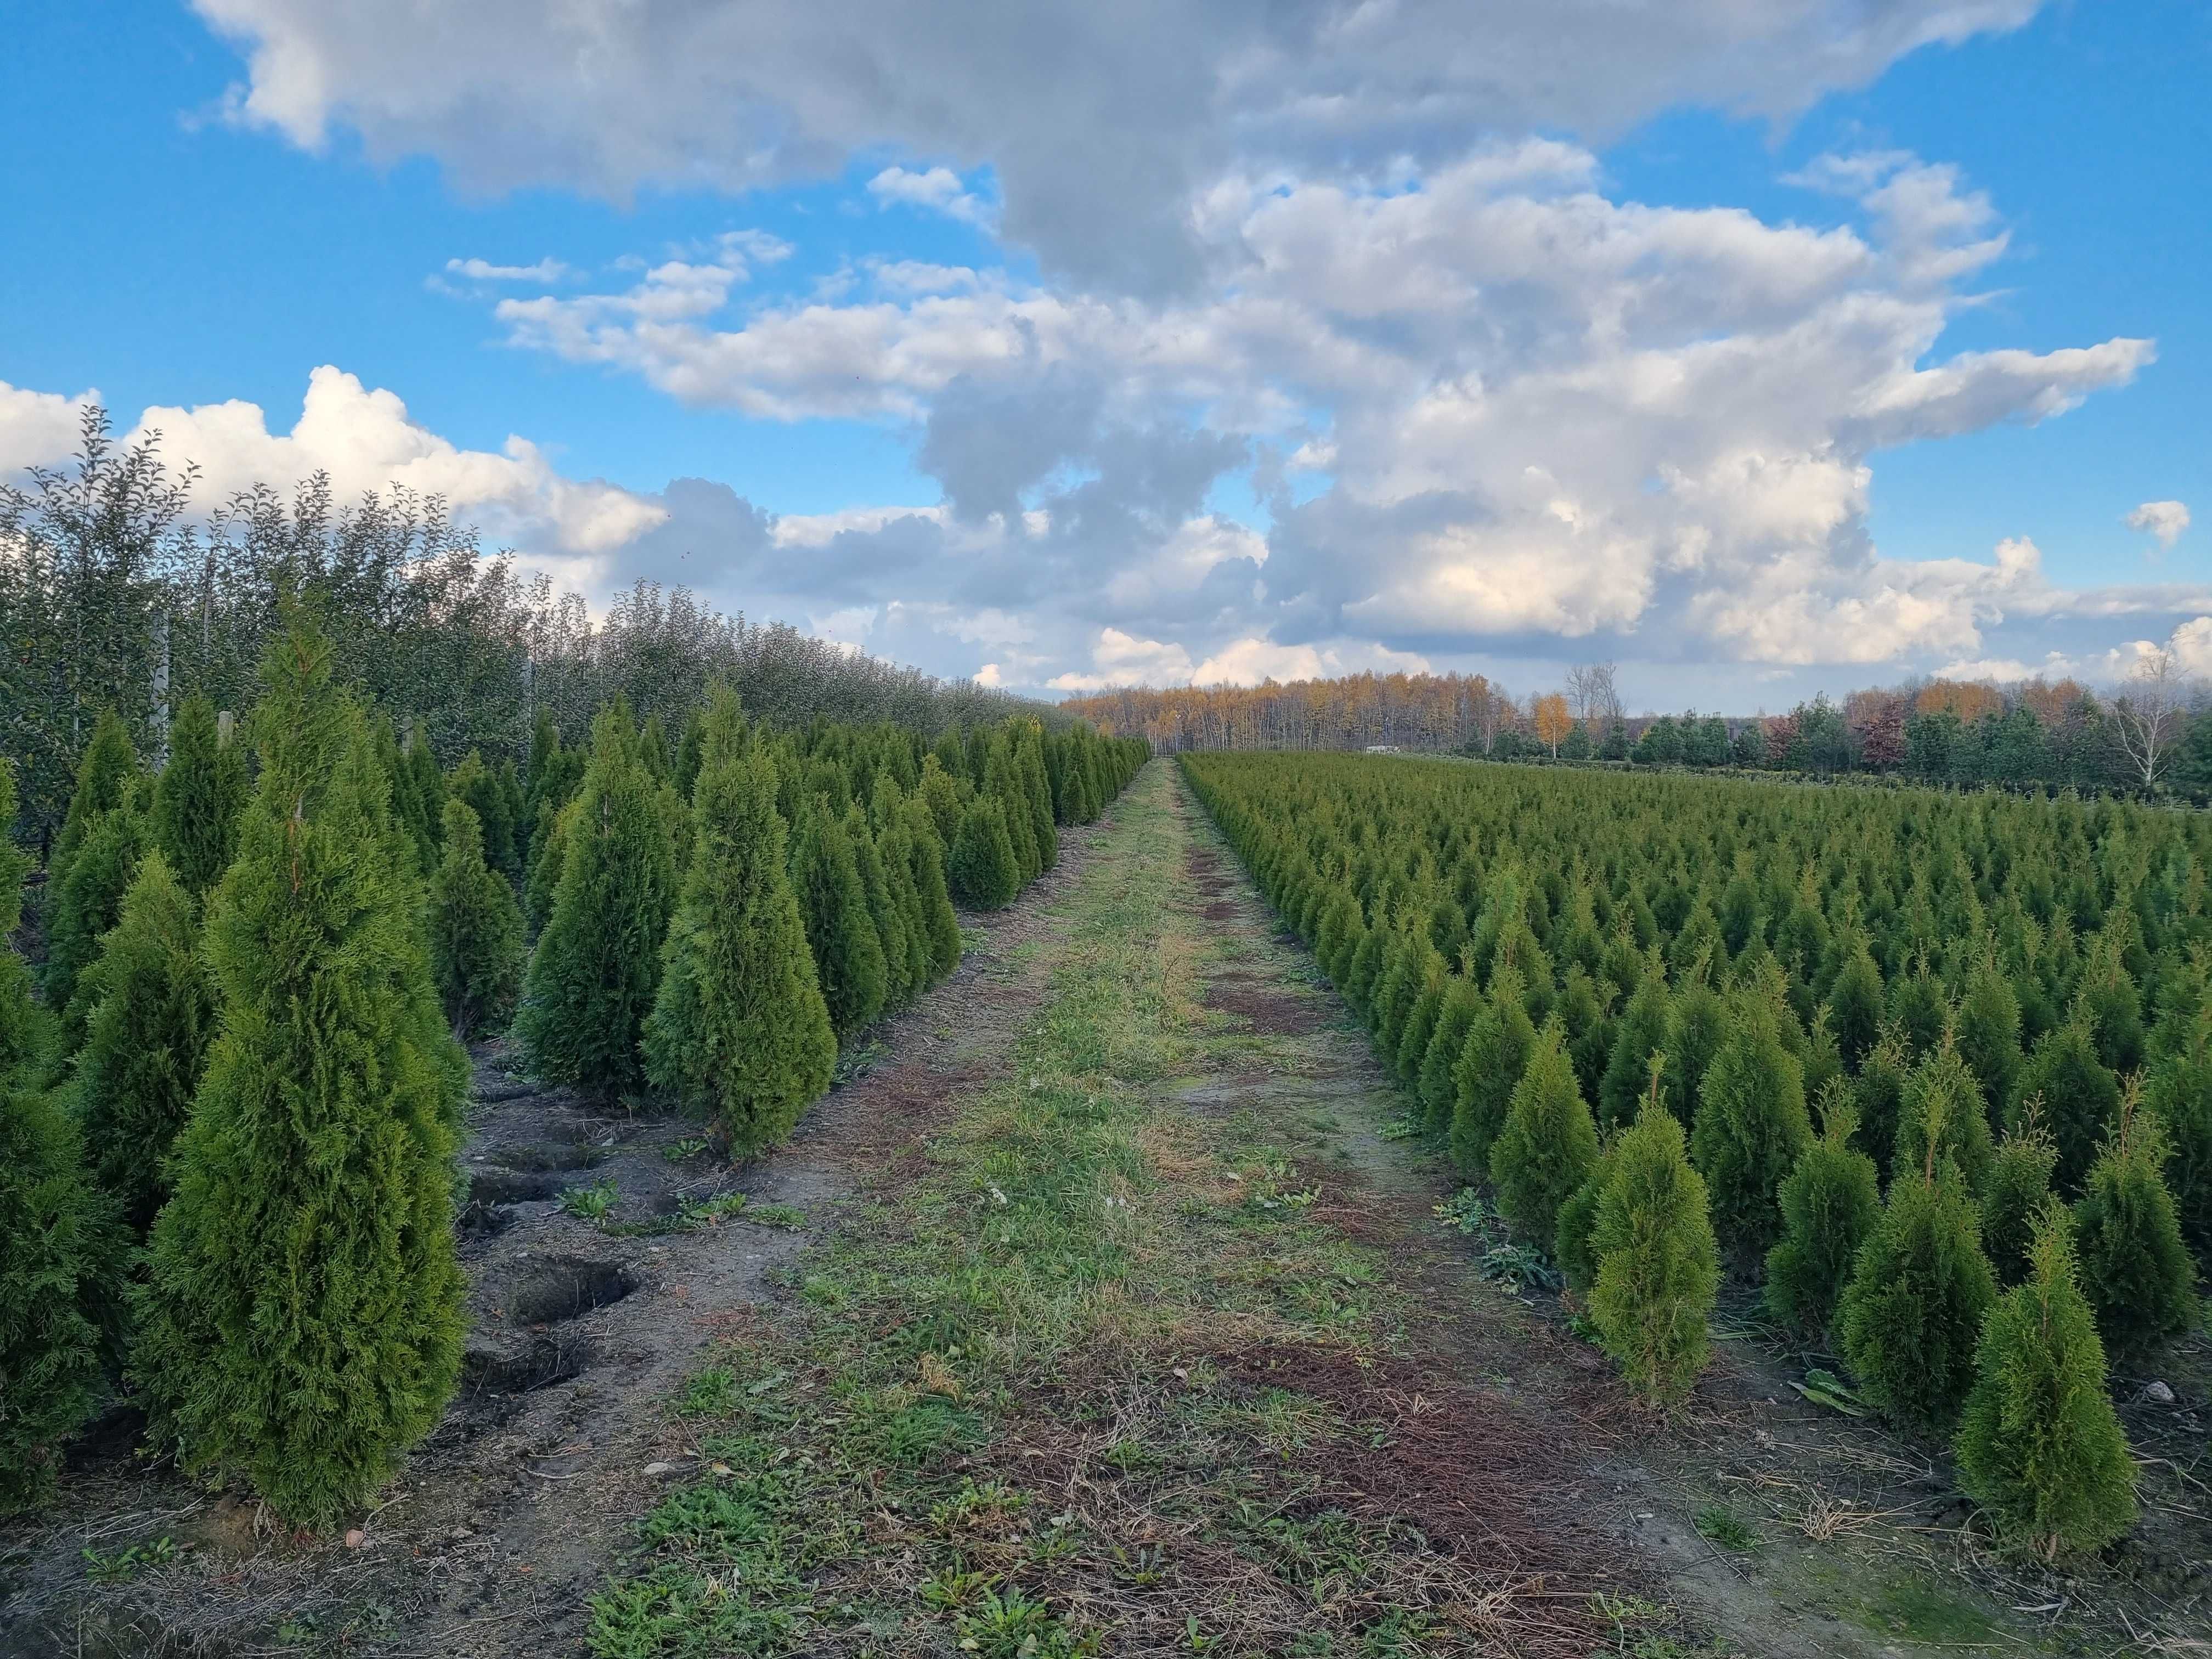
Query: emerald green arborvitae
845,800,914,1011
512,707,678,1098
1690,995,1813,1263
2015,1018,2120,1194
1419,975,1481,1134
428,798,524,1038
2144,1001,2212,1260
133,624,467,1531
1015,725,1058,872
48,707,138,898
1894,1040,1995,1192
1955,1207,2137,1561
1598,962,1669,1130
874,807,936,1002
899,794,963,982
74,849,216,1234
1979,1116,2059,1286
948,794,1021,910
984,731,1041,884
1660,975,1727,1124
153,693,247,898
1451,964,1537,1175
1837,1148,1997,1431
1,758,122,1516
44,788,149,1030
1764,1085,1882,1341
1487,1018,1600,1245
790,797,888,1038
1589,1102,1721,1408
642,693,836,1154
449,751,517,886
1852,1031,1910,1184
1825,939,1886,1074
2070,1094,2198,1359
1955,955,2023,1110
522,796,573,938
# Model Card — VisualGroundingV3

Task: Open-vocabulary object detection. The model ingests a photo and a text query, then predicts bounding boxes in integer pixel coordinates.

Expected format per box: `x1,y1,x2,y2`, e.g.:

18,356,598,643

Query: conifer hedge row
1183,751,2191,1559
1,627,1143,1530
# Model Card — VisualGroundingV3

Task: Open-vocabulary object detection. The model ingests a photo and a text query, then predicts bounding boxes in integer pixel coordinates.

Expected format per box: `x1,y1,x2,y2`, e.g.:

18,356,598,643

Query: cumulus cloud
2126,499,2190,550
189,0,2045,292
445,255,571,283
866,166,991,225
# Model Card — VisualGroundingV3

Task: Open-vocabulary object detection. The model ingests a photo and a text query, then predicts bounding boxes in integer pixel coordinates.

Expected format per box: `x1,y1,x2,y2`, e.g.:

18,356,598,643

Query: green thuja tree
790,798,887,1039
1598,961,1669,1130
2071,1092,2198,1359
449,752,517,887
1014,725,1058,872
1451,964,1537,1175
1826,939,1885,1073
134,624,467,1531
1955,1207,2137,1561
44,789,149,1032
1955,955,2023,1111
874,809,936,1001
1764,1085,1882,1340
48,707,138,898
845,800,915,1012
2015,1018,2120,1193
1837,1137,1996,1431
522,796,574,938
1488,1018,1599,1244
1588,1101,1721,1408
1,759,122,1515
1660,973,1728,1124
1852,1031,1911,1184
2142,1001,2212,1260
153,693,247,898
1691,995,1812,1263
513,707,678,1098
949,794,1020,910
1418,975,1481,1134
899,794,962,983
428,799,524,1039
641,693,836,1154
1980,1113,2059,1286
1894,1040,1995,1192
1393,946,1449,1085
75,849,216,1234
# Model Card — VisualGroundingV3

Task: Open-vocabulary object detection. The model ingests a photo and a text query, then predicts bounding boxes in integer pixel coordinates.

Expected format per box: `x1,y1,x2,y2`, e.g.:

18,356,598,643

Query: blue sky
3,1,2206,709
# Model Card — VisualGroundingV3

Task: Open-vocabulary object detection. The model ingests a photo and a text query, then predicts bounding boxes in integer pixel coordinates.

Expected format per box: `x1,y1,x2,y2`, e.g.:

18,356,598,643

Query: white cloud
0,380,98,476
866,166,991,226
1189,637,1433,687
445,255,571,283
2126,499,2190,550
1046,628,1197,691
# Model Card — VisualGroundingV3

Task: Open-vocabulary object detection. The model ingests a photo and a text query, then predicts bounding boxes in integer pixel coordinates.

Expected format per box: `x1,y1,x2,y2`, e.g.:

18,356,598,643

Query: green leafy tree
1488,1019,1599,1244
948,794,1020,910
1764,1087,1882,1340
1955,1209,2137,1561
790,798,888,1038
2071,1095,2198,1359
134,624,467,1530
153,693,247,897
512,707,678,1097
428,798,525,1037
1837,1149,1996,1430
74,849,216,1234
2142,1004,2212,1260
449,751,518,885
642,695,836,1154
1588,1102,1720,1408
1691,996,1812,1262
1,757,123,1515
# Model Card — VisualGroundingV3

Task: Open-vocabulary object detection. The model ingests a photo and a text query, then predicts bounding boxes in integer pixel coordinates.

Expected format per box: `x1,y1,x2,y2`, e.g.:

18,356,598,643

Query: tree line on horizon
1,407,1056,855
1065,658,2212,798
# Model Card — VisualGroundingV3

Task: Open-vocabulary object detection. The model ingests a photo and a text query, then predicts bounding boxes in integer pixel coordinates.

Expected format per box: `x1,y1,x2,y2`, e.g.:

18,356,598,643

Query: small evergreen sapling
428,798,524,1038
1954,1207,2137,1561
512,707,678,1098
2070,1090,2198,1359
948,794,1020,910
1598,961,1669,1129
153,693,246,898
47,707,138,898
641,695,836,1154
1487,1018,1599,1245
1418,975,1481,1134
134,625,467,1530
1588,1101,1721,1408
2015,1018,2120,1193
43,790,149,1033
1836,1108,1997,1430
1825,939,1885,1074
74,849,216,1234
1979,1113,2059,1287
1450,964,1537,1175
1764,1085,1882,1341
845,800,915,1011
791,797,888,1038
1893,1040,1995,1192
1690,994,1812,1263
899,794,963,983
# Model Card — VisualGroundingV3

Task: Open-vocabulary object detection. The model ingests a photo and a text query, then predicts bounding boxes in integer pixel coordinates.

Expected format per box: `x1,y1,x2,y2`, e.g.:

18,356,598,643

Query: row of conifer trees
1,619,1142,1528
1182,751,2202,1562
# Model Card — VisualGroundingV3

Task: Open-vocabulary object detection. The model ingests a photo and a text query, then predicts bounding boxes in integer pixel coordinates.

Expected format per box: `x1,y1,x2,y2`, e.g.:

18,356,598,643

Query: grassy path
584,763,1648,1658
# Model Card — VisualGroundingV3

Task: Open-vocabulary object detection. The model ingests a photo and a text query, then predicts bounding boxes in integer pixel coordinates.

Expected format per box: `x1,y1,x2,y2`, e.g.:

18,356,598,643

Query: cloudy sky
3,2,2207,709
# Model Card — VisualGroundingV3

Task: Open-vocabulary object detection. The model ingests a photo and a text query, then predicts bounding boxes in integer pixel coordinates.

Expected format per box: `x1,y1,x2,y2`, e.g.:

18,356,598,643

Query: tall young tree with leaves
513,705,678,1098
47,707,138,898
642,692,836,1153
134,623,467,1530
